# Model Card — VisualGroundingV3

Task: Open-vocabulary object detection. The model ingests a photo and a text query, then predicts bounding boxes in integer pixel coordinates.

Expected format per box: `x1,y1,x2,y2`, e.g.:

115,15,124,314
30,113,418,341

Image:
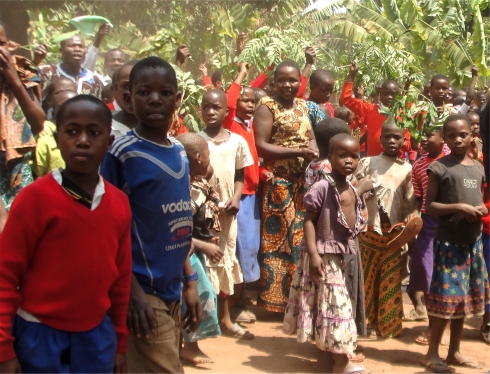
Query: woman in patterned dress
253,60,318,313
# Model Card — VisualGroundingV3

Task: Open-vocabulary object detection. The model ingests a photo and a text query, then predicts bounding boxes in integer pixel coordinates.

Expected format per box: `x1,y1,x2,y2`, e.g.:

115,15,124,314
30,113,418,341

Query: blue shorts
13,314,117,373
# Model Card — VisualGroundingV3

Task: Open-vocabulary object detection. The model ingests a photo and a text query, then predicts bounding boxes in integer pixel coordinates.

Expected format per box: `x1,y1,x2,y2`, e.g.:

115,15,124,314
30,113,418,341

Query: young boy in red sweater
0,95,132,373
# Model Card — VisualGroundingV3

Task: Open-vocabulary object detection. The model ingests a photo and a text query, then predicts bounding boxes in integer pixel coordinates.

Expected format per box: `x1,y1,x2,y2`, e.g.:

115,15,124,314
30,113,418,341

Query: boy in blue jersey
100,57,201,373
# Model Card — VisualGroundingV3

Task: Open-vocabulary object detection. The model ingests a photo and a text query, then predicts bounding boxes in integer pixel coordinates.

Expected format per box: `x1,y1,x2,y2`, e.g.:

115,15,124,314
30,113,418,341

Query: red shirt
412,148,451,213
224,82,259,194
0,175,132,361
340,81,411,157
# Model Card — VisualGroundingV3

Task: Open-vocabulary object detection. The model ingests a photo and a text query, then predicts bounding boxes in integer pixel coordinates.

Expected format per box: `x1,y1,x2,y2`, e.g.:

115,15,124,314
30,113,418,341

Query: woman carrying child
254,60,318,313
422,114,490,373
283,133,369,374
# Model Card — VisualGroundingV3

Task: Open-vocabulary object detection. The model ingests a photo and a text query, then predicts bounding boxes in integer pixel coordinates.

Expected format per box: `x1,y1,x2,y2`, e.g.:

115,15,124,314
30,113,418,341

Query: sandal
402,309,428,321
223,323,254,340
387,216,423,251
422,360,453,373
447,358,483,370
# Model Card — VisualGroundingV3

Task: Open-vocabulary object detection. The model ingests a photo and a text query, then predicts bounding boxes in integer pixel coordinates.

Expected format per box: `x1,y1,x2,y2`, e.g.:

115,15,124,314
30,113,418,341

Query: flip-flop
447,358,483,370
402,309,428,321
223,323,254,340
422,360,452,373
348,353,365,362
386,216,423,251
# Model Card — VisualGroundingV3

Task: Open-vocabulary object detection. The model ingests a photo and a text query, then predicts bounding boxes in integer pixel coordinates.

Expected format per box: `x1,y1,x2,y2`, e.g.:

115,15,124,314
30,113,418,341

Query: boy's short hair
453,95,466,106
430,74,449,86
253,88,267,102
176,133,208,158
329,133,357,154
314,118,351,153
55,95,112,130
442,113,471,134
476,91,486,98
381,79,399,90
112,59,139,84
44,76,76,99
101,84,114,101
274,60,301,79
310,69,334,87
466,111,480,120
334,106,351,122
129,57,177,91
202,88,227,104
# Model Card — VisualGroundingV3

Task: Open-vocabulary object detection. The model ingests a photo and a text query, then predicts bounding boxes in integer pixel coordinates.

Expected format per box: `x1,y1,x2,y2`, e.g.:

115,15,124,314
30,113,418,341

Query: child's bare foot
180,342,214,365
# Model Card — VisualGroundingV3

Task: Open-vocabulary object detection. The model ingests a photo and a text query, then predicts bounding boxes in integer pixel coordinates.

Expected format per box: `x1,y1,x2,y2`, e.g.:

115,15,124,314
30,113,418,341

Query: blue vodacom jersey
101,131,192,302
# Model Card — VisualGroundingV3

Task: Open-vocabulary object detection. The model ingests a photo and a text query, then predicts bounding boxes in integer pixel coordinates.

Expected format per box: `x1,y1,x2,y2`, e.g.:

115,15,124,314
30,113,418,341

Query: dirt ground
184,292,490,374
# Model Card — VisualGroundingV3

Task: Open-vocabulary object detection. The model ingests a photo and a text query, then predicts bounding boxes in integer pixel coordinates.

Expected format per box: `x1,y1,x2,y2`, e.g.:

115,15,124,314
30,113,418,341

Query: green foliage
379,92,452,142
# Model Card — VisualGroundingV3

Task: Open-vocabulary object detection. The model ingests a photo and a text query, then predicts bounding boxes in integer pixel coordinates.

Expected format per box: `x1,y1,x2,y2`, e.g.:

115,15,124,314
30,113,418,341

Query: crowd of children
0,19,488,374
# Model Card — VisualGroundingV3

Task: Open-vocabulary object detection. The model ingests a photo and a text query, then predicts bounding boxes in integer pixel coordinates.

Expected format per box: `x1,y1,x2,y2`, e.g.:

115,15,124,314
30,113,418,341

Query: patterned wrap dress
257,97,313,313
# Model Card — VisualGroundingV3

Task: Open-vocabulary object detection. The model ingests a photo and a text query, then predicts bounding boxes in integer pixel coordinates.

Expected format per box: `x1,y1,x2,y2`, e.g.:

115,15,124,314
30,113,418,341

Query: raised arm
0,49,45,135
339,62,369,119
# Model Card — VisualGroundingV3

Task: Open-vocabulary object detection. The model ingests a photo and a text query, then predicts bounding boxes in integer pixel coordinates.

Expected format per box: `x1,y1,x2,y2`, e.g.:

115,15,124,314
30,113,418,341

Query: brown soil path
185,293,490,373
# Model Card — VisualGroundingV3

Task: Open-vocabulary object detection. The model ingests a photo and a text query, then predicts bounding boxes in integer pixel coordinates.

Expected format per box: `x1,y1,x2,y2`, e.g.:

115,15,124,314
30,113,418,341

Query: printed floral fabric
183,252,221,342
427,239,490,319
283,251,357,354
258,97,312,175
0,55,40,164
305,100,326,127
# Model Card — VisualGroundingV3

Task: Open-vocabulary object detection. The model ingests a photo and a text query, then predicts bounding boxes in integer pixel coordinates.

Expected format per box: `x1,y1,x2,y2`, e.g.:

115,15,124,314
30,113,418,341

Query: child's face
379,83,398,108
274,67,300,101
380,124,405,157
201,92,228,128
421,130,444,155
236,88,256,121
55,102,113,176
129,67,181,131
443,119,472,156
430,78,449,104
446,86,454,103
468,115,480,137
329,139,360,177
264,76,276,97
116,65,132,112
309,78,334,104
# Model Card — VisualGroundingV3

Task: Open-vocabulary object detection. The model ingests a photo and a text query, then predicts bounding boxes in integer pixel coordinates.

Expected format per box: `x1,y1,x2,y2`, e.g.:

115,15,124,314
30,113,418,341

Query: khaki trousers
127,294,183,373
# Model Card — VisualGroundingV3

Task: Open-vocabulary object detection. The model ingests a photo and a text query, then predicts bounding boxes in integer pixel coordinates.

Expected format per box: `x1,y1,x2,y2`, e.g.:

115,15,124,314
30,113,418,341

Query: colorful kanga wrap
183,252,221,342
256,96,312,313
257,174,307,312
427,239,490,319
283,252,357,354
359,227,403,338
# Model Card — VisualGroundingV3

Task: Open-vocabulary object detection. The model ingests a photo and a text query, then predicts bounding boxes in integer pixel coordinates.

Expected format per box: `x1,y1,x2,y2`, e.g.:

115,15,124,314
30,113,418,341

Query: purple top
301,175,365,255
